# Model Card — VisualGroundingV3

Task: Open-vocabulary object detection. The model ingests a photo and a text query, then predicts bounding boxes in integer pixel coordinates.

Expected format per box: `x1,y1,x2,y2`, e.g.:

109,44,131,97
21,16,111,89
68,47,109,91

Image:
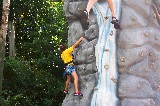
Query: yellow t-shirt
61,46,74,64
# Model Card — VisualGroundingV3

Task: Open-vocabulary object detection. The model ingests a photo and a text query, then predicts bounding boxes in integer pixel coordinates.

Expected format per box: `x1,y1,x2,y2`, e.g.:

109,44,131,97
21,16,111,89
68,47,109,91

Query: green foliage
2,58,65,106
7,1,68,74
1,0,68,105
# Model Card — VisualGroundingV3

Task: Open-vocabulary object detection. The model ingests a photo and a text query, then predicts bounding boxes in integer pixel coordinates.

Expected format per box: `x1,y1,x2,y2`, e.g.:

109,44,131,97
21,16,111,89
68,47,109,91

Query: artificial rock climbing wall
62,0,160,106
62,0,98,106
118,0,160,106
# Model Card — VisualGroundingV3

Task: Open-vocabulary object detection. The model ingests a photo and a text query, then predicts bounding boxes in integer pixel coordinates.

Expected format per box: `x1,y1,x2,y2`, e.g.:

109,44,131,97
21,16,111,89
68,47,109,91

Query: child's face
59,44,66,51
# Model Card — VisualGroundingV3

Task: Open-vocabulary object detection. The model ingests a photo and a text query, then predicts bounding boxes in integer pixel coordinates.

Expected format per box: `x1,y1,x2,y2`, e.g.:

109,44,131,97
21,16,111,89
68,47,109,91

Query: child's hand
80,37,84,41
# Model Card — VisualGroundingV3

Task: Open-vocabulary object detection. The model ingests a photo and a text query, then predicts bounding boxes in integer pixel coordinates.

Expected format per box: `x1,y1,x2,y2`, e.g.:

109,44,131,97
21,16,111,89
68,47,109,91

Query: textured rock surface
62,0,160,106
118,0,160,106
120,99,155,106
119,74,155,98
62,0,98,106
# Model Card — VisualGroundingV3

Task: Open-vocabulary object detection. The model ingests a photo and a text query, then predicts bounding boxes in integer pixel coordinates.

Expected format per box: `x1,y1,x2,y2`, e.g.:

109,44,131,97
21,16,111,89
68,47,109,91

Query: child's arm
72,37,84,48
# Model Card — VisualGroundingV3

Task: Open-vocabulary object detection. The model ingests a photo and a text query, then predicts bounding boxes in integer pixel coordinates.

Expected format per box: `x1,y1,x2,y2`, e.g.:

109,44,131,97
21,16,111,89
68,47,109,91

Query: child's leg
64,75,71,91
86,0,98,13
71,71,79,93
107,0,115,17
107,0,120,29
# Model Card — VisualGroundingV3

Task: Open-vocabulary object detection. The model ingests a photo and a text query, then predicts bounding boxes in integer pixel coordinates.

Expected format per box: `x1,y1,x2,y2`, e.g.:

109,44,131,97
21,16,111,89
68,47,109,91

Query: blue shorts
64,65,75,75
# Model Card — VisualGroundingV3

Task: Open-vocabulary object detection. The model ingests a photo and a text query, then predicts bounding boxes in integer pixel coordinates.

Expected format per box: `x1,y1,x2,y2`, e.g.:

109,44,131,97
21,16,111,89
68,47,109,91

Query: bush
2,58,65,106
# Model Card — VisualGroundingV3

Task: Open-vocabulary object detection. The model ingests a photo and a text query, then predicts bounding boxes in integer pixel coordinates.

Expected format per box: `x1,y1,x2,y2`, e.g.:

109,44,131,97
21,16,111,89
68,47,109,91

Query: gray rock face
120,99,155,106
119,74,155,98
62,0,160,106
118,0,160,106
62,0,98,106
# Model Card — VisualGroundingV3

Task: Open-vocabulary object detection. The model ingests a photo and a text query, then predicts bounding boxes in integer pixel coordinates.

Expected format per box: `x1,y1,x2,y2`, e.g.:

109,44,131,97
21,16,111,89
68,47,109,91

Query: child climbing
59,37,84,96
84,0,120,29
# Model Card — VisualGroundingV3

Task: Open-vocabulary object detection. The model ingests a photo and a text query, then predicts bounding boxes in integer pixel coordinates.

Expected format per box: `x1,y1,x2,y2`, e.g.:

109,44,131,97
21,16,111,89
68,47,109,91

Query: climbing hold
150,99,155,105
137,82,142,89
157,85,160,90
127,69,134,73
144,30,150,37
85,84,88,88
94,87,98,90
149,52,152,56
77,52,80,56
119,56,125,62
104,64,109,69
89,55,94,59
111,78,117,83
91,29,94,33
104,49,109,52
83,66,85,70
131,16,136,21
128,69,134,72
139,52,144,57
110,30,113,36
104,16,109,20
150,63,155,68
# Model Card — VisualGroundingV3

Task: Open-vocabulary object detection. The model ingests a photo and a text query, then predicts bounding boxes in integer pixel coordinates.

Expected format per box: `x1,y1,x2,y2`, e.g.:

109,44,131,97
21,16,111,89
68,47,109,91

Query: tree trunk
8,21,15,58
0,0,10,99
